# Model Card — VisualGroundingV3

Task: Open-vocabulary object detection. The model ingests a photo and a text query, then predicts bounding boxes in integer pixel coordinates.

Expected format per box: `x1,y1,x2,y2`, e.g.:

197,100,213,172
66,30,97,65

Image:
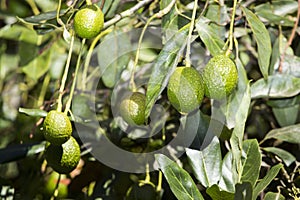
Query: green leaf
161,0,178,43
264,124,300,144
267,96,300,108
205,4,228,40
241,140,261,187
229,81,251,183
21,9,67,23
220,58,249,129
18,108,47,117
255,10,294,27
186,137,222,187
0,25,38,44
145,25,189,117
263,147,296,167
272,105,299,127
264,192,285,200
234,182,253,200
196,17,225,56
206,185,234,200
155,154,204,200
251,74,300,99
97,30,131,88
22,46,52,81
241,7,271,79
219,152,235,193
252,164,283,199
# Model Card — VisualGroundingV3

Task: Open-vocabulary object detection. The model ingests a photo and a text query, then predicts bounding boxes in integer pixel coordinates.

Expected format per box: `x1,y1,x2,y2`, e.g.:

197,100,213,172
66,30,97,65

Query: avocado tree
0,0,299,199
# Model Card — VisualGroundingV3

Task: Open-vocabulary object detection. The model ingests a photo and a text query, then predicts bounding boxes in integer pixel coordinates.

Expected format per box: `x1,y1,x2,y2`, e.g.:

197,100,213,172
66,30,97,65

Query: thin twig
103,0,154,29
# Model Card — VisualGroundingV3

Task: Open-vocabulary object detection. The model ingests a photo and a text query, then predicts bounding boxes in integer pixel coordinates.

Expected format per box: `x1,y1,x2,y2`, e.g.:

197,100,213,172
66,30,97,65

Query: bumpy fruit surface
119,92,146,125
202,54,238,100
73,4,104,39
167,67,204,114
45,136,80,174
43,110,72,145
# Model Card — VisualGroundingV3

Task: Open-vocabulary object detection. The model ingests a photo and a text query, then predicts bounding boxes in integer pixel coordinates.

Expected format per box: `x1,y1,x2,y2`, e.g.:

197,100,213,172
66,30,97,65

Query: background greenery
0,0,299,199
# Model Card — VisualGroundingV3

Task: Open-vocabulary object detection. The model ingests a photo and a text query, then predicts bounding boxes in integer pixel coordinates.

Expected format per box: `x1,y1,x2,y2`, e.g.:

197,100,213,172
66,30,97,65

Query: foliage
0,0,300,199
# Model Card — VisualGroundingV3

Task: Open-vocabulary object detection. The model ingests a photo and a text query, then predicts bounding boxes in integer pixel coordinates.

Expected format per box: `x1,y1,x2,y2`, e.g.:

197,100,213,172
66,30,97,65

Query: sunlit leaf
241,140,261,187
161,0,178,43
264,124,300,144
196,17,225,56
145,25,189,118
155,154,204,200
19,108,47,117
251,74,300,99
263,147,296,167
242,7,271,79
219,152,235,193
252,164,283,199
264,192,285,200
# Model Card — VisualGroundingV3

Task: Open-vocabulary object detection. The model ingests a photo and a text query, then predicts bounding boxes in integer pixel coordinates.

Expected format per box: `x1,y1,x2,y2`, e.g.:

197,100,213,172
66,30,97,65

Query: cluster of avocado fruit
42,3,106,174
119,54,238,126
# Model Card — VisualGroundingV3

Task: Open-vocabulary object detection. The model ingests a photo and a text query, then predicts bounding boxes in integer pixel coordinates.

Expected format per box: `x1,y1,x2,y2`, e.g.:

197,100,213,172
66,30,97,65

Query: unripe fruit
202,54,238,100
73,4,104,39
45,136,80,174
119,92,146,126
43,110,72,145
167,67,204,114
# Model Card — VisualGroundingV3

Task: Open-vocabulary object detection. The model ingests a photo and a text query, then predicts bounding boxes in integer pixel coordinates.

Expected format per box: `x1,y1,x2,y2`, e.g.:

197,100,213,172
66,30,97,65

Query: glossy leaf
196,17,225,56
97,30,131,88
242,7,271,79
22,10,67,23
229,80,251,183
145,25,189,117
155,154,204,200
18,108,47,117
161,0,178,43
219,152,235,193
241,140,261,187
264,192,285,200
251,74,300,99
186,137,222,187
206,185,234,200
263,147,296,167
220,58,249,129
252,164,283,199
234,182,252,200
264,124,300,144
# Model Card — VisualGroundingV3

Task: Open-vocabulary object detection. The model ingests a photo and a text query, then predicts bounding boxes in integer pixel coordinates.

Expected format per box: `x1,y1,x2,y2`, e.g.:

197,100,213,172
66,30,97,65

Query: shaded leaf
186,137,222,187
241,140,261,187
97,30,131,88
234,182,252,200
242,7,271,79
145,25,189,118
155,154,204,200
251,74,300,99
264,192,285,200
219,152,235,193
272,105,299,127
264,124,300,144
161,0,178,43
0,25,38,44
196,17,225,56
18,108,47,117
252,164,283,199
22,47,52,81
263,147,296,167
0,142,45,164
206,185,234,200
21,9,67,23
